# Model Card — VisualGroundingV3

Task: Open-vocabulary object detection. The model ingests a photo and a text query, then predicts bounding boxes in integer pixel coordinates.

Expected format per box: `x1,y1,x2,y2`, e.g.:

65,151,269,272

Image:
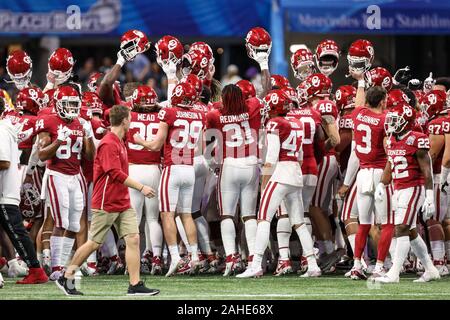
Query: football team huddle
0,27,449,290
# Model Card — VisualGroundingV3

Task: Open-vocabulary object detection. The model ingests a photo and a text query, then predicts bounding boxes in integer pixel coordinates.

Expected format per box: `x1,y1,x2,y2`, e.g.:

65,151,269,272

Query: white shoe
0,273,4,288
434,262,449,277
344,270,352,278
236,267,263,278
7,260,28,278
80,262,98,276
42,255,51,276
49,270,63,281
74,269,83,280
372,274,399,283
165,259,182,277
371,267,387,278
300,268,322,278
413,267,440,283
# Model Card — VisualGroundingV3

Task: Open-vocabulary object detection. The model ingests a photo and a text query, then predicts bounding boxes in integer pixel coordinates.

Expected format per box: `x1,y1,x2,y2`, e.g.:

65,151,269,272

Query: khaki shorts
89,208,139,244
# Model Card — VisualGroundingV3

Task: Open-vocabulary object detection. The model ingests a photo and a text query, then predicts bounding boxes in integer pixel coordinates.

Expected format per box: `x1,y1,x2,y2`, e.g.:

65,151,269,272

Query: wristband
357,80,365,88
426,189,434,200
139,185,144,192
259,61,269,71
116,55,126,68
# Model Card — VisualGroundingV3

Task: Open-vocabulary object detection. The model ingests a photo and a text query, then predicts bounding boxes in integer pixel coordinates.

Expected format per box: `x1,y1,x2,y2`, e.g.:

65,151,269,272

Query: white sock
87,251,97,264
175,216,191,252
61,237,75,267
389,237,397,259
324,240,334,254
50,236,63,268
354,259,362,269
306,255,319,270
410,236,434,271
144,222,153,254
220,218,236,257
446,241,450,262
148,220,163,257
277,218,292,260
190,244,199,261
168,245,180,262
296,224,315,257
347,234,356,256
430,240,445,261
334,217,346,249
244,219,257,257
42,248,51,258
304,216,312,235
251,221,271,270
195,216,212,255
388,236,410,278
374,261,384,272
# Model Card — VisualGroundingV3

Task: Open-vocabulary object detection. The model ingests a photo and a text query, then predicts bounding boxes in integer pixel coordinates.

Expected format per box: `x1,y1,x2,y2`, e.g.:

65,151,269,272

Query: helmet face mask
6,50,33,90
57,97,81,120
245,27,272,60
385,112,406,135
295,62,315,81
121,30,151,62
347,56,370,75
317,55,339,76
9,72,32,90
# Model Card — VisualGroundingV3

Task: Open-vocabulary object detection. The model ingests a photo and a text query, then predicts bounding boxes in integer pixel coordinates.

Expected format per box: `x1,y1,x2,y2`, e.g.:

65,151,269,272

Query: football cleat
8,260,28,278
273,259,293,276
372,274,399,283
196,254,209,273
236,267,263,278
165,258,186,277
41,254,52,276
318,250,342,273
80,262,98,277
413,267,440,283
107,256,125,275
433,260,449,277
223,253,241,277
350,267,368,280
371,267,387,278
176,258,192,275
299,268,322,278
16,267,48,284
49,266,64,281
151,256,163,275
206,254,220,274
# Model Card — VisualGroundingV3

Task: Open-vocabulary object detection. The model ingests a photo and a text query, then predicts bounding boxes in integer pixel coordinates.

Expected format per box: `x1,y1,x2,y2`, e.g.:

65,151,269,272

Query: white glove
57,126,72,142
162,61,178,80
423,72,435,93
116,49,135,67
421,189,435,221
79,118,93,139
254,51,269,70
374,183,386,202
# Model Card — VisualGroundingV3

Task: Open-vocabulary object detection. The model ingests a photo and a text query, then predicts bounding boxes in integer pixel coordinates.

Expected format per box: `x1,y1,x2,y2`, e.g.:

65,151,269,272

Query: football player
237,90,320,278
133,82,204,276
374,103,440,283
6,50,33,90
36,85,95,280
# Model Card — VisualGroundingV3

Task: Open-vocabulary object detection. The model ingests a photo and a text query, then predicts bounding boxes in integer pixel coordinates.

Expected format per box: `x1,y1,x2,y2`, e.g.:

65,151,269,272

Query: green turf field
1,273,449,300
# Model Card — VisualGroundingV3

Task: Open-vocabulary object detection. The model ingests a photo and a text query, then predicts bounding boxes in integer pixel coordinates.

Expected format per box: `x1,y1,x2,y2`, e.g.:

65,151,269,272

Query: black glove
393,66,411,86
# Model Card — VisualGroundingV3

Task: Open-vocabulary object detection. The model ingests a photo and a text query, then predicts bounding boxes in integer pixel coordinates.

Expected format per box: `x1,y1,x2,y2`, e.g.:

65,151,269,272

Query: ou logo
403,105,412,117
23,56,31,65
366,45,374,57
67,56,74,65
200,57,208,68
132,89,139,100
382,77,391,88
168,39,178,51
270,93,279,105
335,90,342,101
174,85,184,97
428,94,437,105
28,88,38,99
311,76,320,87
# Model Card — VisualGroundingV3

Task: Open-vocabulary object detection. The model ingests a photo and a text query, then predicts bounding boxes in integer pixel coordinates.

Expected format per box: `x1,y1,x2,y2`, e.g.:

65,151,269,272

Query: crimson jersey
338,110,355,171
287,107,321,175
37,106,55,117
158,106,205,166
127,111,161,165
3,112,37,149
352,106,387,169
266,116,303,162
426,115,450,174
315,99,338,157
206,97,262,160
35,114,85,175
387,131,429,190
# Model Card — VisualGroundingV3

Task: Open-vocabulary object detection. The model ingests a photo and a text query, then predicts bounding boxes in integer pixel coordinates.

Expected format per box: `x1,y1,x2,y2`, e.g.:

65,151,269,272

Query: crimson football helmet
190,41,215,65
81,92,104,116
385,102,416,135
170,83,198,108
181,49,210,80
334,85,356,111
54,85,81,120
290,48,315,81
6,50,32,90
280,86,298,104
270,74,290,89
16,87,47,115
302,73,332,100
155,35,184,67
315,40,340,76
262,89,294,118
296,81,309,107
419,90,447,120
131,85,158,111
366,67,392,91
87,72,103,93
48,48,74,85
180,74,203,99
20,182,42,219
245,27,272,60
236,80,256,100
120,29,151,61
347,39,374,74
386,89,410,109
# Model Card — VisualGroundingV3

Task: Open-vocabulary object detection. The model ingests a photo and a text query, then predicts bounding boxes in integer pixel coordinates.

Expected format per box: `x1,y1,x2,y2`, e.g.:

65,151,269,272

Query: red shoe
16,268,48,284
